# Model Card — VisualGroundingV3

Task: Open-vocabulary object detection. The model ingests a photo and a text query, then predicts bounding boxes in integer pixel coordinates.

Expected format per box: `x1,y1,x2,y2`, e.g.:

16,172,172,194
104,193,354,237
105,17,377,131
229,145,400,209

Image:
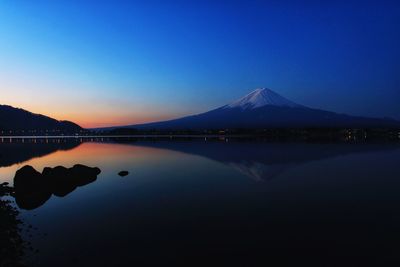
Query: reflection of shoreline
0,187,26,266
1,137,399,182
0,138,82,168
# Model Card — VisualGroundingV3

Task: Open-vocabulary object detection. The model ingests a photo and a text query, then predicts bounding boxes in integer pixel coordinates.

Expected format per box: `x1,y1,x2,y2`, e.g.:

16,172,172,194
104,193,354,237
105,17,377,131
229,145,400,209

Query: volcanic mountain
0,105,82,133
110,88,400,130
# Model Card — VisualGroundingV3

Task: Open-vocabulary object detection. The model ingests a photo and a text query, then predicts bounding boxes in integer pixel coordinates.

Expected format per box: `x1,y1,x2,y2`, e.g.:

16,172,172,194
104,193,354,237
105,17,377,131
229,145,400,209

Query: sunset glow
1,1,399,127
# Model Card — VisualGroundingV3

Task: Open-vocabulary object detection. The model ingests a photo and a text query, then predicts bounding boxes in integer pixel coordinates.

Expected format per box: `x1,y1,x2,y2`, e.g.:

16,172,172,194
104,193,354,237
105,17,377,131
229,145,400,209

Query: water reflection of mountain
1,137,399,183
0,138,81,168
130,140,400,181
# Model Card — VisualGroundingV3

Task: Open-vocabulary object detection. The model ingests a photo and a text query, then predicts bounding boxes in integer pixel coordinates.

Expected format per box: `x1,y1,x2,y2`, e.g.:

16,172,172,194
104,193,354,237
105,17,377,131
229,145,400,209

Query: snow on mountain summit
225,88,302,110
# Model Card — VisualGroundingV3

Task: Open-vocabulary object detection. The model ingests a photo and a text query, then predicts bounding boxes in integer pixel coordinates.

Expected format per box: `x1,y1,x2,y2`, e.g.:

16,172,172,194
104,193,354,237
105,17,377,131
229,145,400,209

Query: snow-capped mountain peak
225,88,302,110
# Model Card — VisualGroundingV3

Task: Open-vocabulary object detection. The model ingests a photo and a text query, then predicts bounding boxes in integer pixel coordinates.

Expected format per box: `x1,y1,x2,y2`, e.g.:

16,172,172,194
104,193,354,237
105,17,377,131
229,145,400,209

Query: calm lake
1,137,400,266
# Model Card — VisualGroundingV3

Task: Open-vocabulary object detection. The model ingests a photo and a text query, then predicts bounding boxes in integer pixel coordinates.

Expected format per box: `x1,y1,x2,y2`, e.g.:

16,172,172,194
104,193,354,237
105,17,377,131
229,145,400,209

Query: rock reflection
11,164,101,210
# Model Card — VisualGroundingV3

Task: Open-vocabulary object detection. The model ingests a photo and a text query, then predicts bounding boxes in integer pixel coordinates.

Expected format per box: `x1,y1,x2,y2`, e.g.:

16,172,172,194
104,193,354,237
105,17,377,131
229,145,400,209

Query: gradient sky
1,0,399,128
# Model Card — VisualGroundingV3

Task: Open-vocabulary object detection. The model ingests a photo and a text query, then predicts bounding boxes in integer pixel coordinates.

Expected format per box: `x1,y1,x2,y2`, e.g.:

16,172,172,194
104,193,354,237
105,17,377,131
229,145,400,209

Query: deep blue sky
0,0,399,127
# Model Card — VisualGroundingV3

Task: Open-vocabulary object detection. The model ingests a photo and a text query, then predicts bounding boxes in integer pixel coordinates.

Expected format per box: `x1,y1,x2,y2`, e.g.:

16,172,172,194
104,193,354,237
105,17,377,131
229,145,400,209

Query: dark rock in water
43,166,74,197
12,164,101,210
13,165,52,210
42,165,101,196
70,164,101,187
14,166,43,194
118,171,129,177
73,164,101,176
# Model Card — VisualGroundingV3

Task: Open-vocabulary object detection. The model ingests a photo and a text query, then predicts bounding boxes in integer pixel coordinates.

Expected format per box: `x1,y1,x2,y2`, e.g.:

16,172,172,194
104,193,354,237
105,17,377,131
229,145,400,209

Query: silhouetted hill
0,105,82,134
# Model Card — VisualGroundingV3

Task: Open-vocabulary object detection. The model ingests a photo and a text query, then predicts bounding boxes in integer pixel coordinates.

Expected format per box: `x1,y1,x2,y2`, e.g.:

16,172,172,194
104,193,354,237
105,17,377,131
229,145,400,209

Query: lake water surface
1,138,400,266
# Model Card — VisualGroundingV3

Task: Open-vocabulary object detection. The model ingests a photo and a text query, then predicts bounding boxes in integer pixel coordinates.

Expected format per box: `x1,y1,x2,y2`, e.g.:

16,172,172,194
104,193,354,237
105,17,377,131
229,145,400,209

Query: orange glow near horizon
57,113,177,129
2,100,182,129
0,81,189,129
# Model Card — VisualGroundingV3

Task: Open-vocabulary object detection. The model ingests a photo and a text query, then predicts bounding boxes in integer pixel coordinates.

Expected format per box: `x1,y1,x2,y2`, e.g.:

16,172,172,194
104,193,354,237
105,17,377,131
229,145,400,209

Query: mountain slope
0,105,82,132
110,88,400,130
225,88,303,109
